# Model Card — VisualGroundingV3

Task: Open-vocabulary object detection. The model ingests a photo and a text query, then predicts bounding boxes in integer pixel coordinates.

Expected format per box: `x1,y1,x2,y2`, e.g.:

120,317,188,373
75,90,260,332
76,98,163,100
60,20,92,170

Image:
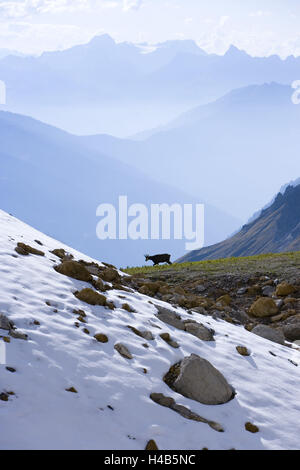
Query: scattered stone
0,314,14,331
159,332,179,349
0,393,9,402
164,354,235,405
262,286,275,297
195,285,206,293
15,242,45,256
216,294,232,306
145,440,159,450
283,324,300,342
236,346,250,357
10,330,28,340
184,322,215,342
33,320,40,326
106,301,116,310
127,326,154,340
252,325,285,345
65,387,78,393
237,287,247,295
6,367,16,373
150,393,224,432
51,248,73,260
74,289,106,306
114,343,133,360
122,303,135,313
275,282,296,297
83,328,90,335
94,333,109,343
245,422,259,433
34,240,43,246
55,261,92,282
249,297,278,318
155,306,185,330
3,336,10,343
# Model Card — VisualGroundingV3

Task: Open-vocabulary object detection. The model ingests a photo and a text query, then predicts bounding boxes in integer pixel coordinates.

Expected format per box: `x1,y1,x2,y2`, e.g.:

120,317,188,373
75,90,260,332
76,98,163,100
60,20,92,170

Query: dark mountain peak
178,179,300,263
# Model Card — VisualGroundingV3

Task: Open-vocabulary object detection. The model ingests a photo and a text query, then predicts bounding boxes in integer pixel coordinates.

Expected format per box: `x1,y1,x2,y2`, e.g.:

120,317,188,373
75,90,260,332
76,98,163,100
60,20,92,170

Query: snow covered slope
0,209,299,450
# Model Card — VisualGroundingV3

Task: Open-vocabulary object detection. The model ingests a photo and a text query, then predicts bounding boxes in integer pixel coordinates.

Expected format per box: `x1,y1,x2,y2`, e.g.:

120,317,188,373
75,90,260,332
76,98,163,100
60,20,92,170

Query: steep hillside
0,209,300,450
178,183,300,263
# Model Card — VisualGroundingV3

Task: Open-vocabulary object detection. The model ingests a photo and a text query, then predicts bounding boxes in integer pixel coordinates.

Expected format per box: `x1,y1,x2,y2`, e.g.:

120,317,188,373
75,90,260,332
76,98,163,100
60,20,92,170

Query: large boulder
249,297,278,318
252,325,285,345
55,261,92,282
165,354,234,405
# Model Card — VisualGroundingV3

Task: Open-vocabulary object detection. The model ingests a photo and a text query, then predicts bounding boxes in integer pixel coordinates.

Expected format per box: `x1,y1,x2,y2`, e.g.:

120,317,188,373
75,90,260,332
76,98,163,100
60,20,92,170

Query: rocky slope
1,209,300,450
178,182,300,263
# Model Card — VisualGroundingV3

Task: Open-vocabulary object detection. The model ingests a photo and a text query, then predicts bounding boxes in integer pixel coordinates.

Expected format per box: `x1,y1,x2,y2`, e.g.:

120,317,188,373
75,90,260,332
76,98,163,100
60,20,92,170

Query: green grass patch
122,251,300,276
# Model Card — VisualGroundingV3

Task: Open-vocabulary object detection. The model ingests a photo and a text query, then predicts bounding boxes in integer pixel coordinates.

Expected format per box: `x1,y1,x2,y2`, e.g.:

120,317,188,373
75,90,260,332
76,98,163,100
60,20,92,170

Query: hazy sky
0,0,300,57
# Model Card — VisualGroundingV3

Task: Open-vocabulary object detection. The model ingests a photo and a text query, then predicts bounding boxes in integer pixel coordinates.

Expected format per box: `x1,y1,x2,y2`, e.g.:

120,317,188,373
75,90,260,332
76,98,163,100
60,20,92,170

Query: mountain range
1,35,300,136
79,82,300,221
178,181,300,263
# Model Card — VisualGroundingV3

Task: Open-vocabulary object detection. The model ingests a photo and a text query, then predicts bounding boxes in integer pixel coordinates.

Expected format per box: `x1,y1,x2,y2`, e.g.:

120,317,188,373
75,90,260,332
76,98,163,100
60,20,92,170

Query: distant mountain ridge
2,35,300,135
83,83,300,221
0,110,240,267
178,182,300,263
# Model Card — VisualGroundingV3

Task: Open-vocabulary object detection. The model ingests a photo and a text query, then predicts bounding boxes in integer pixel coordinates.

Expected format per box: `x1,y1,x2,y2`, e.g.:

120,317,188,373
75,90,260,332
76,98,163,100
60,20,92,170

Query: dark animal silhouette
144,254,172,266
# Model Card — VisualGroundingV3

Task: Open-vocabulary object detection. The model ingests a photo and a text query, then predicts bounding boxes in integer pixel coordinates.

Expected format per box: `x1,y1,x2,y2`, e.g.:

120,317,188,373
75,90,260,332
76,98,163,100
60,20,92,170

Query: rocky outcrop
15,242,45,256
164,354,235,405
127,326,154,341
74,288,106,306
55,261,92,282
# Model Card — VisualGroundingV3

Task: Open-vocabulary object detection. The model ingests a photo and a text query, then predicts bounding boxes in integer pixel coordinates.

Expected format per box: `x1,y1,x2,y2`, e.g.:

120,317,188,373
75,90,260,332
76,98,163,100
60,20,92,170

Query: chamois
144,254,172,266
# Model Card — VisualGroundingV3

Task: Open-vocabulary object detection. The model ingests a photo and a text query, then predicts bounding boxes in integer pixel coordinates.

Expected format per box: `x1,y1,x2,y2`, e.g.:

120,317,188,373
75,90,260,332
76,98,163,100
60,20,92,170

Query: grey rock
237,287,247,295
195,285,206,293
262,286,275,297
173,354,234,405
114,343,133,359
155,306,185,330
283,324,300,342
184,322,214,342
274,299,284,309
0,314,14,331
252,325,285,345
